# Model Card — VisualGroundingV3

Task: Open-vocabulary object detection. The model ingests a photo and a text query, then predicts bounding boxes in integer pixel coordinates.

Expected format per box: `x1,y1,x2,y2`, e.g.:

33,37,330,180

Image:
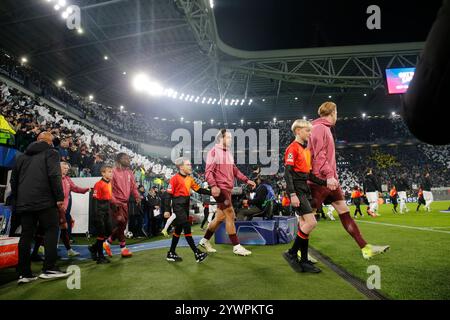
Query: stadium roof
0,0,442,123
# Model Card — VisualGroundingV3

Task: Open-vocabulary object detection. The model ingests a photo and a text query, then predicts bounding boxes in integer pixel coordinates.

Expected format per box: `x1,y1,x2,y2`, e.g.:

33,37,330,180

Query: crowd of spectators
1,81,175,183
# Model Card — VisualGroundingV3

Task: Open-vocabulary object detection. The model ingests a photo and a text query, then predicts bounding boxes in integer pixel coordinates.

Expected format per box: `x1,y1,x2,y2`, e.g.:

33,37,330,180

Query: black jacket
10,141,64,213
364,174,381,193
422,177,432,191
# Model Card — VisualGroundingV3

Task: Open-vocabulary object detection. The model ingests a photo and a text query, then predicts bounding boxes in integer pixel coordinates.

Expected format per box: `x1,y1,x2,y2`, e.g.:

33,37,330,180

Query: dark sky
214,0,442,50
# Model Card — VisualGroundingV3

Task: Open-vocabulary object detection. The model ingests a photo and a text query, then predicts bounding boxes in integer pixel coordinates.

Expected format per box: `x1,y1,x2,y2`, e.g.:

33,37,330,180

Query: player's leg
283,196,320,273
115,204,132,257
425,191,433,212
223,206,252,256
167,224,183,262
200,207,209,229
199,208,225,253
333,198,390,259
181,222,207,262
295,214,318,264
94,210,110,264
326,205,336,220
162,213,176,237
367,192,377,216
399,192,404,213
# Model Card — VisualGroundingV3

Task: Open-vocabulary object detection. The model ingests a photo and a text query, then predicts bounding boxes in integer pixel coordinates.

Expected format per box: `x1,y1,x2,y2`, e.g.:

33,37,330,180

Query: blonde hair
174,157,189,168
291,119,312,134
318,101,337,117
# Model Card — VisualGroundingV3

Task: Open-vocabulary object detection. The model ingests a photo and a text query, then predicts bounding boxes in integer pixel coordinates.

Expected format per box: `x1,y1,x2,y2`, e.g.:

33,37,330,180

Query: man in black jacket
236,176,275,221
11,132,70,284
363,168,382,217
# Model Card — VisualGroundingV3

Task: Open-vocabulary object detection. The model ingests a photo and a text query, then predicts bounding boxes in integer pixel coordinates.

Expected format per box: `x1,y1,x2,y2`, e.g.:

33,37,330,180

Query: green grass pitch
0,201,449,300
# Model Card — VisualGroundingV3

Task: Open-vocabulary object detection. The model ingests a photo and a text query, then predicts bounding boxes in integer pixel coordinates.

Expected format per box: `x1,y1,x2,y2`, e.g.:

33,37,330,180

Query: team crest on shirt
287,153,294,162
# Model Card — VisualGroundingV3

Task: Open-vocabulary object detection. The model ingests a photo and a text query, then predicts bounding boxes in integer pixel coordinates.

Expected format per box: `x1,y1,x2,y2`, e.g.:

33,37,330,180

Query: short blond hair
291,119,312,134
318,101,337,117
175,157,189,168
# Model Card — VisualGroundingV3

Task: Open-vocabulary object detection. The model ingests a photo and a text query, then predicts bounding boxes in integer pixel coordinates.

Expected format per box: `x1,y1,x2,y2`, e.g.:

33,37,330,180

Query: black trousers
236,207,264,221
18,207,59,276
201,207,209,228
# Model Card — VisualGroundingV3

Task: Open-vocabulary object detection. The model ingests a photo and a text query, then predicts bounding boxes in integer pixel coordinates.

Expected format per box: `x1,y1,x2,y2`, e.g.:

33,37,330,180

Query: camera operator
236,175,275,221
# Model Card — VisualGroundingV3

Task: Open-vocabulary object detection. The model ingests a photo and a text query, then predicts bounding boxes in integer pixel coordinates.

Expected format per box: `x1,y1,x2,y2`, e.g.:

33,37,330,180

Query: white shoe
199,238,217,253
233,244,252,256
67,249,80,257
327,212,336,221
18,275,38,284
39,269,71,280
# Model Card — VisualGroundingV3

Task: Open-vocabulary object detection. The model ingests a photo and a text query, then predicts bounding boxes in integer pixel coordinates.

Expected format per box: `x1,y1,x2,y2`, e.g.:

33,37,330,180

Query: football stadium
0,0,449,309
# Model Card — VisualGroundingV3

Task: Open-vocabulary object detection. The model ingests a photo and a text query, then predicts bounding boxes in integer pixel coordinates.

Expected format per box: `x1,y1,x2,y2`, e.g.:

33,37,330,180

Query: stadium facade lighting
21,56,28,63
295,97,298,100
362,113,366,118
248,99,253,106
328,95,332,98
273,117,277,122
364,93,367,97
262,98,266,102
104,55,108,60
303,116,306,120
211,119,214,124
88,95,94,101
77,28,84,34
57,79,63,87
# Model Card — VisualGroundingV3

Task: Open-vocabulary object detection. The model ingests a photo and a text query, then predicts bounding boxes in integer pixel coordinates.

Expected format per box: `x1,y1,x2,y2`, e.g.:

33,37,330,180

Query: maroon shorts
213,189,233,210
309,184,345,208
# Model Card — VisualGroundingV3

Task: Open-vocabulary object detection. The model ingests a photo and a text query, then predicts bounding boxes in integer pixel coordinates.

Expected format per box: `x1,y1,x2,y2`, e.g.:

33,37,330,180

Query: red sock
228,234,239,246
339,212,367,248
204,229,214,240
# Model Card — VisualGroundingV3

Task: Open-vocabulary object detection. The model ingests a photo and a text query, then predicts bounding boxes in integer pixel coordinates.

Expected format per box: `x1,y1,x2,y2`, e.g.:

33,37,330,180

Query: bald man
11,132,70,284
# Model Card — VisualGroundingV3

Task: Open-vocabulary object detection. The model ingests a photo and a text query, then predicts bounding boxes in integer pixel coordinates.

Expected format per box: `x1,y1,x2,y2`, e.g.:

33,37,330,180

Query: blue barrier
214,216,298,245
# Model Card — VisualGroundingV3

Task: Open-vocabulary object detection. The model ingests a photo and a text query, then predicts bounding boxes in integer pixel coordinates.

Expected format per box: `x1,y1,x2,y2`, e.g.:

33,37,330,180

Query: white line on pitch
356,220,450,234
